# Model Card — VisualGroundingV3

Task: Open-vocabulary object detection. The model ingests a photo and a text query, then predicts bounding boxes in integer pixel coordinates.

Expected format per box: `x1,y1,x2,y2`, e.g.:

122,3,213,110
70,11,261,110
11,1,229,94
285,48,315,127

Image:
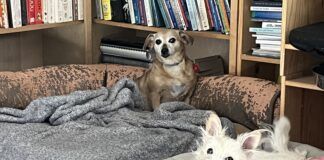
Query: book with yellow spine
102,0,111,20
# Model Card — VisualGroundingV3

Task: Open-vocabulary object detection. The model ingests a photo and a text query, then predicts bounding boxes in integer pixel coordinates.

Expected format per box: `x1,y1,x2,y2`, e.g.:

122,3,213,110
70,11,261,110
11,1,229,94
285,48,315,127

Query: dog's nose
161,48,169,58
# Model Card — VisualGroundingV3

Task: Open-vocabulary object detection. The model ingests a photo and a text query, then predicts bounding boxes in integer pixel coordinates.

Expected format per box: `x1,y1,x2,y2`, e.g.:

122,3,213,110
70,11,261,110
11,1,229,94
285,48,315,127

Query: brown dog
135,30,198,111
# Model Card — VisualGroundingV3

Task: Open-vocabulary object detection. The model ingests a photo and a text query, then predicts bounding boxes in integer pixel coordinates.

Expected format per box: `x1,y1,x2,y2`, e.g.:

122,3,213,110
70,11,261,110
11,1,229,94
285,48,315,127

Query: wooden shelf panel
285,76,324,92
94,19,230,40
285,44,299,51
241,54,281,64
0,21,83,35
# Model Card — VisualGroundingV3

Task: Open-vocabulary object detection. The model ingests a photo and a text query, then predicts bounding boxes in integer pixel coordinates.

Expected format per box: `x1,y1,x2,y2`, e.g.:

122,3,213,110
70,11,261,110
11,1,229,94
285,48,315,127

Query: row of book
0,0,84,29
249,0,282,59
95,0,231,34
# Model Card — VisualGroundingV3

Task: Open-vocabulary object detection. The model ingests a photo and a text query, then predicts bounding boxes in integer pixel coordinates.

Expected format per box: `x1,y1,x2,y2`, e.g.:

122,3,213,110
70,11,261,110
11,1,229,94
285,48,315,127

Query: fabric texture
0,79,236,160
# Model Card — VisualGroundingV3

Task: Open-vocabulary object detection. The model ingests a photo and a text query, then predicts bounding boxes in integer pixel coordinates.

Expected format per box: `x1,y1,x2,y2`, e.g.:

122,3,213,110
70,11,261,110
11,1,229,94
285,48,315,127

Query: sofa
0,64,280,130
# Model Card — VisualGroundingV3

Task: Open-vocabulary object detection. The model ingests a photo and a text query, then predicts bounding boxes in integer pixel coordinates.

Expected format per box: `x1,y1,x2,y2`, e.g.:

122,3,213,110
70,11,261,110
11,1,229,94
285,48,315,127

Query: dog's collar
163,59,184,67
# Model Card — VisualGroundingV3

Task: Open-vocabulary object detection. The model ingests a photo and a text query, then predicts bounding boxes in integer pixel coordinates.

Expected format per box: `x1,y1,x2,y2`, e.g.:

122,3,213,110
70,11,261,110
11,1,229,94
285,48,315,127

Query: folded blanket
0,79,234,160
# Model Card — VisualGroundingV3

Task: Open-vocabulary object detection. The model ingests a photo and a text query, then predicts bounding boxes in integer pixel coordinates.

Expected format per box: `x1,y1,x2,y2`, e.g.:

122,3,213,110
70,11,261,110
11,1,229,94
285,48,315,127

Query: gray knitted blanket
0,79,224,160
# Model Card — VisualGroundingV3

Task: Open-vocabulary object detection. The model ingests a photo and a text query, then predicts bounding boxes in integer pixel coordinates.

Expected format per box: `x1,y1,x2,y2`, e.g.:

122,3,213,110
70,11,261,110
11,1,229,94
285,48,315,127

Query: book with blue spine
251,11,282,20
224,0,230,23
156,0,170,28
165,0,178,28
191,0,202,30
132,0,140,24
208,0,221,31
186,0,198,30
162,0,174,28
179,0,192,30
151,0,164,27
213,0,225,33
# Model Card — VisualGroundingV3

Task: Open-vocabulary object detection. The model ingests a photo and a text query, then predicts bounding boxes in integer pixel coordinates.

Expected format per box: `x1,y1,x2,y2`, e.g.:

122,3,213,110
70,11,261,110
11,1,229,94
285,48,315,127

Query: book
216,0,230,34
34,0,42,24
250,6,282,12
7,0,22,28
54,0,63,23
133,0,141,24
204,0,214,28
191,0,202,31
101,54,151,68
213,0,224,32
42,0,49,23
260,44,281,52
72,0,77,20
208,0,221,31
170,0,184,29
194,55,225,76
251,11,282,20
143,0,153,26
249,27,281,33
251,18,281,22
156,0,170,28
102,0,112,20
21,0,28,25
196,0,210,30
111,0,126,22
0,0,9,28
252,0,282,7
165,0,178,28
95,0,103,19
138,0,147,25
77,0,83,20
256,39,281,45
128,0,135,23
262,22,281,28
186,0,197,30
48,0,55,23
151,0,164,27
66,0,73,22
224,0,230,22
179,0,192,30
27,0,36,24
161,0,173,28
252,48,280,58
100,45,152,62
252,34,281,40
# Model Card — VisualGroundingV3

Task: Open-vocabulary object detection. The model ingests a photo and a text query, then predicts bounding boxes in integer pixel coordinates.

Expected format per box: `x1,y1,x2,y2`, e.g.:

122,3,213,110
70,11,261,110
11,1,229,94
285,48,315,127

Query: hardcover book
196,0,210,30
156,0,170,28
161,0,173,28
21,0,28,25
253,0,282,7
179,0,192,30
95,0,103,19
101,54,151,68
128,0,135,23
143,0,153,26
132,0,141,24
102,0,112,20
251,11,282,20
185,0,198,30
34,0,43,24
165,0,178,28
7,0,22,28
0,0,9,28
151,0,164,27
27,0,36,24
216,0,230,34
170,0,184,29
77,0,83,20
111,0,126,22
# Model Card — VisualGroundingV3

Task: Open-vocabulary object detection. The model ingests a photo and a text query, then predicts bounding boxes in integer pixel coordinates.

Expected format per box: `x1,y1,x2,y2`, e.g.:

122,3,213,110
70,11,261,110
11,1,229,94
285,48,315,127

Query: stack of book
249,0,282,58
0,0,84,29
95,0,231,34
100,37,152,68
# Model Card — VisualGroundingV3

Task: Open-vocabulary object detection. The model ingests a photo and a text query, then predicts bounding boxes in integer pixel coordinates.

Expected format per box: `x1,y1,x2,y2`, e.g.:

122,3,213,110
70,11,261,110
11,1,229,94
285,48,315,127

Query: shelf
285,76,324,92
285,44,299,51
0,21,83,35
241,54,281,64
93,19,230,40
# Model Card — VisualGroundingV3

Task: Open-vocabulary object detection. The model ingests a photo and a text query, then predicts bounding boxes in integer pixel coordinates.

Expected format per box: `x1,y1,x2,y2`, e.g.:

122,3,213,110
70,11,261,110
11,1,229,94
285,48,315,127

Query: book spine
77,0,83,20
250,6,282,12
10,0,22,28
128,0,135,23
27,0,36,24
42,0,49,23
72,0,78,20
218,0,230,34
48,0,54,23
262,22,282,28
101,54,150,68
143,0,153,26
208,0,220,31
249,27,281,33
156,0,170,28
165,0,178,28
151,0,163,27
192,0,202,31
100,45,152,62
102,0,111,20
186,0,197,30
196,0,210,30
253,1,282,7
251,11,282,20
0,0,3,27
34,0,42,24
179,0,192,30
21,0,28,25
138,0,147,25
132,0,140,24
214,0,225,33
161,0,173,28
95,0,101,19
224,0,230,23
175,0,187,30
171,0,184,30
204,0,214,28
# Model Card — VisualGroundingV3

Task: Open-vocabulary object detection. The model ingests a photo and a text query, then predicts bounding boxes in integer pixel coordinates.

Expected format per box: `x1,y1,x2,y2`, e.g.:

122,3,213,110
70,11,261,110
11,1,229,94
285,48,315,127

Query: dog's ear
205,113,223,136
179,31,194,45
237,130,263,150
143,33,156,50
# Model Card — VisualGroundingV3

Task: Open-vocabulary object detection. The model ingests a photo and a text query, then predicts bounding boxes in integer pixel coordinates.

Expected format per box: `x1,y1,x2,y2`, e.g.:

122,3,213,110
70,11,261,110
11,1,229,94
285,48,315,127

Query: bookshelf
237,0,324,149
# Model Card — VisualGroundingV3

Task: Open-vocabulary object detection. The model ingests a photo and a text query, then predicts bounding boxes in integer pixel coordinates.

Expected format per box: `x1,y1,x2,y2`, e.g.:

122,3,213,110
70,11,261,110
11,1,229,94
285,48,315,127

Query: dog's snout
161,47,169,58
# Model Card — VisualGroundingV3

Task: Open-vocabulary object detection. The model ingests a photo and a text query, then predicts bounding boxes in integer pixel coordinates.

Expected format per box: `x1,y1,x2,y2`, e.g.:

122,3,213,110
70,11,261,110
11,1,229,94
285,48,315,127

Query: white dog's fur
194,114,309,160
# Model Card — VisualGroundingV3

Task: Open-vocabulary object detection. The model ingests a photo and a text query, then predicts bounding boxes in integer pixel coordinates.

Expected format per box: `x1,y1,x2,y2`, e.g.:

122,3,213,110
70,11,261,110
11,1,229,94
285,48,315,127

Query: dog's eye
155,39,162,45
225,157,233,160
169,38,176,43
207,148,213,154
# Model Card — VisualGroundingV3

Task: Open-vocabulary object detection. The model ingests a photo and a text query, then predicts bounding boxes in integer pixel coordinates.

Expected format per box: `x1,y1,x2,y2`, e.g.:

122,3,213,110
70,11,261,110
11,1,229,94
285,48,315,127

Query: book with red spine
34,0,42,24
27,0,36,24
204,0,214,28
0,0,3,27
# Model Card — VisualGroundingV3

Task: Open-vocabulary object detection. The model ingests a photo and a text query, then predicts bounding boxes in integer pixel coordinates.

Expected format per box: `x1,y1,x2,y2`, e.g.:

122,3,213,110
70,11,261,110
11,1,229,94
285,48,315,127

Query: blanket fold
0,79,222,160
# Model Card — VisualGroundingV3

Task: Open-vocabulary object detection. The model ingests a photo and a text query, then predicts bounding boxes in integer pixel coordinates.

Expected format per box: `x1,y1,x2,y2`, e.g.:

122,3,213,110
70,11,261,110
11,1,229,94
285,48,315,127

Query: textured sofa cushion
191,75,280,129
0,64,107,109
106,64,146,87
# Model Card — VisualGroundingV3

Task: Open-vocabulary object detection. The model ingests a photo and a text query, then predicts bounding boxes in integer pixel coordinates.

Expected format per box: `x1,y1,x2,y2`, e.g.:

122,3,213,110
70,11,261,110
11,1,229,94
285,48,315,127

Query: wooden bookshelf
285,76,323,92
0,21,83,35
241,54,280,64
94,19,230,40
